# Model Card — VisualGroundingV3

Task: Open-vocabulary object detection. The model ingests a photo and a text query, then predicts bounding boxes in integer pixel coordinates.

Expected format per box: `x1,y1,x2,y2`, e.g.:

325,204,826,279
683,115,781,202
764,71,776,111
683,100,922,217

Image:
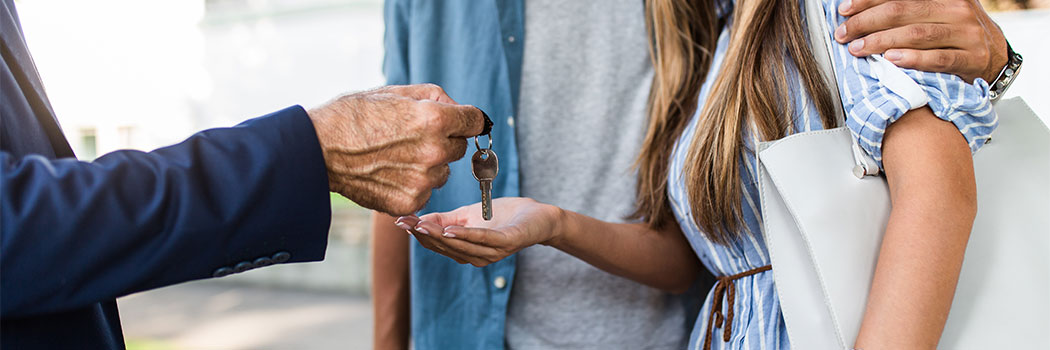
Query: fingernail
849,39,864,53
415,226,430,235
835,24,846,40
396,222,413,231
442,232,456,238
885,50,903,61
838,0,851,14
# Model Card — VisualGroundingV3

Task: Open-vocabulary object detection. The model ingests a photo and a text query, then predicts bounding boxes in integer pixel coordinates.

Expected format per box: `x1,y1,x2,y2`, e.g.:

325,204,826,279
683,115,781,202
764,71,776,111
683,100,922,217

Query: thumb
439,104,492,138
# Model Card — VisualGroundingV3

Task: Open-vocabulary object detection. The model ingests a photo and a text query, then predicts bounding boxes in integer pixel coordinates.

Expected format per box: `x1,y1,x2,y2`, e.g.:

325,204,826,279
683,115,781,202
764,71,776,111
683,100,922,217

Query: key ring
474,134,492,152
474,108,494,152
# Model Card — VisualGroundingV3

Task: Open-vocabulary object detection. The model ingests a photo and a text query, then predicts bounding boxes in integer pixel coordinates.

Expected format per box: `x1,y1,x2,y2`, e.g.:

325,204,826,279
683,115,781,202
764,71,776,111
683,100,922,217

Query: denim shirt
383,1,523,348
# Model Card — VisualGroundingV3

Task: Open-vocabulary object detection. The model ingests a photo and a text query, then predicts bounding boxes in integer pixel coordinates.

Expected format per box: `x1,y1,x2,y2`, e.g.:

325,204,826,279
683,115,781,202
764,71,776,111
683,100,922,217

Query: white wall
992,9,1050,125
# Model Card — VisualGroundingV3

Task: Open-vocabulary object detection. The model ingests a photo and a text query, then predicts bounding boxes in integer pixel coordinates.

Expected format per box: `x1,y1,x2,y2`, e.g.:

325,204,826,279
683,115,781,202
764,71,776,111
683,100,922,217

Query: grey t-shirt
507,0,689,348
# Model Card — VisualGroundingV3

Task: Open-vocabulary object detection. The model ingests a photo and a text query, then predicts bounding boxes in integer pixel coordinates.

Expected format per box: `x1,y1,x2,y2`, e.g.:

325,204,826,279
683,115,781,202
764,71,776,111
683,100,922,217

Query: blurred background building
16,0,382,348
11,0,1049,349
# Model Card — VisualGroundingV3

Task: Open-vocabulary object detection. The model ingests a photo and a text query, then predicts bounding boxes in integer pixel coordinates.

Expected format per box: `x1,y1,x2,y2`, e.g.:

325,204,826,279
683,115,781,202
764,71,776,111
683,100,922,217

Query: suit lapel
1,0,75,158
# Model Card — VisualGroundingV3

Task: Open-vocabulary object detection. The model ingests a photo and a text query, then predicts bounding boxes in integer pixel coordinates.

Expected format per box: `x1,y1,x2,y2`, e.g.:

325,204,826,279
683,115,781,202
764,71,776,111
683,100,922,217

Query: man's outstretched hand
308,84,485,216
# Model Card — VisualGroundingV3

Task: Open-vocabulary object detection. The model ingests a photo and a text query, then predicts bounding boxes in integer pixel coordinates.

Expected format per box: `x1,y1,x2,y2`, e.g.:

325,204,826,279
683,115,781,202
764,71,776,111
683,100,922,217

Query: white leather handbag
757,1,1050,349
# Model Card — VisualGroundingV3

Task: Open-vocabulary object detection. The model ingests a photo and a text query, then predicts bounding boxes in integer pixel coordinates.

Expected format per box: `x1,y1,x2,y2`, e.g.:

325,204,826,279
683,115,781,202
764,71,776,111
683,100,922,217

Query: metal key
471,137,498,220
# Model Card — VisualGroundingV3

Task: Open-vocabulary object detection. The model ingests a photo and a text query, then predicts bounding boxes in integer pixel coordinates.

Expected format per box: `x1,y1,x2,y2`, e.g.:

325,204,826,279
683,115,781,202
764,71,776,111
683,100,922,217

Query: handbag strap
802,0,880,178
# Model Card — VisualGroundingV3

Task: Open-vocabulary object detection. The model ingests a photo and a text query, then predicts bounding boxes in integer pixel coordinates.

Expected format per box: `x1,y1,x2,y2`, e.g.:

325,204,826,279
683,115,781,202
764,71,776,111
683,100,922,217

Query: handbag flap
758,140,846,350
759,127,891,346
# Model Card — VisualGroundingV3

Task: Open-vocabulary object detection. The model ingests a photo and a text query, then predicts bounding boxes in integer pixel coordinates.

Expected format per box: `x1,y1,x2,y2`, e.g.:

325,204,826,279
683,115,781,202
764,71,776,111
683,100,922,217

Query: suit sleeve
1,106,332,318
382,0,411,85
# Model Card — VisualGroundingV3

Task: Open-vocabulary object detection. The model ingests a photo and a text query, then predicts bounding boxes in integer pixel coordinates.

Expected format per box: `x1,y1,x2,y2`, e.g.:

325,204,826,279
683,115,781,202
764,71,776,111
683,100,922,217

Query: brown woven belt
702,264,772,350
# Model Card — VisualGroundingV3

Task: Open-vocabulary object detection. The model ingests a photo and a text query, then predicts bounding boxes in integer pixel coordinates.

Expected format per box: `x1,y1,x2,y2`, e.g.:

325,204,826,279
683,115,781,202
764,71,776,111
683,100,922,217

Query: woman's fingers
431,232,507,266
419,220,509,265
415,229,505,267
411,232,474,264
418,205,479,227
397,215,508,267
442,226,508,248
414,218,445,237
395,216,471,263
395,215,421,229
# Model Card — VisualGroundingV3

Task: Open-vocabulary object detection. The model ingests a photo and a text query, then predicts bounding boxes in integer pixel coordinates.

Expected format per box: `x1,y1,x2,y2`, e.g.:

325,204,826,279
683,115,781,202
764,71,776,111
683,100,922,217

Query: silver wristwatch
988,42,1023,102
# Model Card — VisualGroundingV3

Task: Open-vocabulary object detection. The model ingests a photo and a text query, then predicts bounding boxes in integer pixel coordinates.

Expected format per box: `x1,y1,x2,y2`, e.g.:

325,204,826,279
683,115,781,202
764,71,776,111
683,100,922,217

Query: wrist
542,204,572,248
304,106,337,189
983,40,1009,84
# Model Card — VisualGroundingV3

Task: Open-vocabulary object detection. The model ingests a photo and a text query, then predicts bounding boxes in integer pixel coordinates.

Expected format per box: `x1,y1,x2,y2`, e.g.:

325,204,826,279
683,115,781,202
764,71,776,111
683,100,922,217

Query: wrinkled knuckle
424,107,451,131
449,139,468,158
949,54,966,71
405,176,429,197
907,25,927,43
424,103,445,123
414,188,433,205
934,53,953,71
419,142,445,165
421,83,447,101
435,165,451,184
887,2,907,18
391,200,413,216
424,170,446,189
923,27,942,43
937,25,956,40
409,103,438,129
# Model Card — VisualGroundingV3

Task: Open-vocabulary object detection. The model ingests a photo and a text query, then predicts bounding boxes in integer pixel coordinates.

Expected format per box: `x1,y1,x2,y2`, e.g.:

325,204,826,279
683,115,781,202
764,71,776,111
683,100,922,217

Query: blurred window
79,127,97,159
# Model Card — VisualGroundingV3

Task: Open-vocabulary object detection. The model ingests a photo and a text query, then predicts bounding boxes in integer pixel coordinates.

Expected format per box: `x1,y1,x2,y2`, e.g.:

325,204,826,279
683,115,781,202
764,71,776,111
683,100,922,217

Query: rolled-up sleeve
823,0,997,169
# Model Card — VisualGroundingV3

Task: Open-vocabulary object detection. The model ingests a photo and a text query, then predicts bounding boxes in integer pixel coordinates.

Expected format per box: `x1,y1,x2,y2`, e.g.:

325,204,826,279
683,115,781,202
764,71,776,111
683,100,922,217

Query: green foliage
330,192,362,210
125,338,176,350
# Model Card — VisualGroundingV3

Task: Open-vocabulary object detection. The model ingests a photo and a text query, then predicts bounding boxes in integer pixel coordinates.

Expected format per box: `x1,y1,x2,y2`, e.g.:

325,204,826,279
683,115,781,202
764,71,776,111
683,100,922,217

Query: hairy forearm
854,107,977,349
371,212,411,350
547,209,700,294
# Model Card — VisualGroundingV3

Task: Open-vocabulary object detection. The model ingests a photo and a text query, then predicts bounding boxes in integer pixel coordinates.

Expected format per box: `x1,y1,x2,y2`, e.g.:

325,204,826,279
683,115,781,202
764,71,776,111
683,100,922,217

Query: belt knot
702,265,772,350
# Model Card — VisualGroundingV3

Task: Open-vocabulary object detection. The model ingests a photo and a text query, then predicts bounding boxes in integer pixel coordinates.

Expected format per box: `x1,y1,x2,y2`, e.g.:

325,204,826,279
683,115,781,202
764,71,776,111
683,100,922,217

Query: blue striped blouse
666,1,997,349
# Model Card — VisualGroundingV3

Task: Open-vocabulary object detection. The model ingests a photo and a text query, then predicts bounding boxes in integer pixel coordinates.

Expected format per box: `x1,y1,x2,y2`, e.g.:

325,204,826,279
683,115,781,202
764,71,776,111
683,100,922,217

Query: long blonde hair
632,0,836,244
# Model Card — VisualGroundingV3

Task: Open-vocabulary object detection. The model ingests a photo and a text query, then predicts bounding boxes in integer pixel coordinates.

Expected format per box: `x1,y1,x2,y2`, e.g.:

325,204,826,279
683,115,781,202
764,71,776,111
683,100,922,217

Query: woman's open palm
395,197,562,267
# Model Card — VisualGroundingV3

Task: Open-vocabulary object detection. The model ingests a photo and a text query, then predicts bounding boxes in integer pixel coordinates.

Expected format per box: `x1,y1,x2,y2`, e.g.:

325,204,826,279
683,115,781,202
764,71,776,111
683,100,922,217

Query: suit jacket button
272,251,291,263
234,261,254,273
253,257,274,268
213,267,234,278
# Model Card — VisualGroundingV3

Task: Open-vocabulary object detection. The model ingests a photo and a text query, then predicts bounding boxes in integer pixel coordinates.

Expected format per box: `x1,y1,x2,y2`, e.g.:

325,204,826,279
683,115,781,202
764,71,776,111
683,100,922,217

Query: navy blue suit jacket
0,1,332,348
